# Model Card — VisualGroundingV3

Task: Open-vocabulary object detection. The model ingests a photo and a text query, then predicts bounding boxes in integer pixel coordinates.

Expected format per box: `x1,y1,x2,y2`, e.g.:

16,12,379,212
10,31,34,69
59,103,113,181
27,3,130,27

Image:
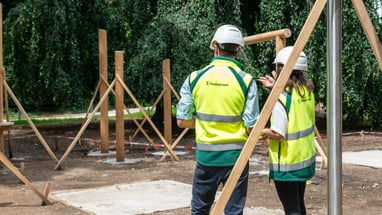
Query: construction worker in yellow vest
258,46,316,215
176,24,260,215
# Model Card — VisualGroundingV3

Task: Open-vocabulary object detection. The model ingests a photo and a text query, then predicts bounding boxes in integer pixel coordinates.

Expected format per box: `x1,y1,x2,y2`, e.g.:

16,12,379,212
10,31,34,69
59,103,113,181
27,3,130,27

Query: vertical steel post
327,0,342,214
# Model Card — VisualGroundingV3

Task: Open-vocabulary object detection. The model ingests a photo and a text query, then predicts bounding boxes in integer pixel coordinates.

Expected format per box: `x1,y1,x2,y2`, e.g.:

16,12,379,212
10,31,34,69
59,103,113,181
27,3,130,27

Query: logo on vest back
206,81,229,87
298,97,312,103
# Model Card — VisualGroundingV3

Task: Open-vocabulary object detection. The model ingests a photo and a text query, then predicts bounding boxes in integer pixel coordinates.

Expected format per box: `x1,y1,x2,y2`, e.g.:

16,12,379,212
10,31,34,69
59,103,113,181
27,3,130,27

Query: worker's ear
272,70,277,79
214,43,219,56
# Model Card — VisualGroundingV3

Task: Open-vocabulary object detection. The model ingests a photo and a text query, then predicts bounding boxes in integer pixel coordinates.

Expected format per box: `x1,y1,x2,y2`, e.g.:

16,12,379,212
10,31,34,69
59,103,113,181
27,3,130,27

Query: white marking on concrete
102,158,141,165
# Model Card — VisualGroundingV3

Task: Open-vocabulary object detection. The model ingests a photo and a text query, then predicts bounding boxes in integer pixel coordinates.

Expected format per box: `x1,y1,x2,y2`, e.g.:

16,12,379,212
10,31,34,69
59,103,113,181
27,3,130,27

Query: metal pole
327,0,342,214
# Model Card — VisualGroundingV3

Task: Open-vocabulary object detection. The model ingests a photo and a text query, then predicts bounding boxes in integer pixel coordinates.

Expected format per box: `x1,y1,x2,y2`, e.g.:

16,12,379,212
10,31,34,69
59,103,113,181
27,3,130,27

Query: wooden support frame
84,76,157,149
129,62,181,141
129,91,164,140
128,59,189,160
210,0,327,213
54,79,117,170
0,3,53,206
115,75,180,161
159,128,190,161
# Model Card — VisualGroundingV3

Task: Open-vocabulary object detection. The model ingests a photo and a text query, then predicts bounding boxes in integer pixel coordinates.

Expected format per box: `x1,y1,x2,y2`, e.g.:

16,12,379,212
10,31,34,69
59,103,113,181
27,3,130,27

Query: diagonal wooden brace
210,0,327,213
116,75,179,161
54,79,117,170
3,81,59,163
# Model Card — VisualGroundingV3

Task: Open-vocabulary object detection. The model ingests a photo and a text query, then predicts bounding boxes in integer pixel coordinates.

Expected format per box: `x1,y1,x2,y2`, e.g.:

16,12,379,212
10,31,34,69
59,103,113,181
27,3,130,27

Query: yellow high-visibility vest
190,56,252,152
269,86,316,181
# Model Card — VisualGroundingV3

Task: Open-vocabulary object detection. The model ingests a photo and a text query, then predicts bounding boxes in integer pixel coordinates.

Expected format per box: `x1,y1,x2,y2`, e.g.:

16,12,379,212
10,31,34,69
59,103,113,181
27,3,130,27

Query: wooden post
210,0,327,213
3,67,13,158
244,28,292,46
115,51,125,162
99,29,109,153
275,35,286,54
163,59,172,148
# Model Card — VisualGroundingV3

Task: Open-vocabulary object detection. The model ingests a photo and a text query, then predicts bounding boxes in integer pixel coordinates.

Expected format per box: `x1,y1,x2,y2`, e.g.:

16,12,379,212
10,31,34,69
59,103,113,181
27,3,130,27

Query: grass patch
9,111,151,126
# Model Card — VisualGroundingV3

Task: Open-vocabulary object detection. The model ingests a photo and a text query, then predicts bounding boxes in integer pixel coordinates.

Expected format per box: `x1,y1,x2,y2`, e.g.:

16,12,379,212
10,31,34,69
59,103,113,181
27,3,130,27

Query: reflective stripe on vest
285,125,314,141
196,141,246,151
269,155,315,171
196,112,242,122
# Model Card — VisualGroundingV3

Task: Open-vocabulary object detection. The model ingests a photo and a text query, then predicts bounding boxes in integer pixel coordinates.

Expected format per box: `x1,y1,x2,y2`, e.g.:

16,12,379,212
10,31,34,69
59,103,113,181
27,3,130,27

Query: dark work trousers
274,181,307,215
191,162,249,215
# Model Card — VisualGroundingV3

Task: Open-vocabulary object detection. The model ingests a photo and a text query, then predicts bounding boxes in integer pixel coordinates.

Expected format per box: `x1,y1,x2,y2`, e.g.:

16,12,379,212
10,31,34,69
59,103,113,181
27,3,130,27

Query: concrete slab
52,180,283,215
52,180,192,215
342,150,382,168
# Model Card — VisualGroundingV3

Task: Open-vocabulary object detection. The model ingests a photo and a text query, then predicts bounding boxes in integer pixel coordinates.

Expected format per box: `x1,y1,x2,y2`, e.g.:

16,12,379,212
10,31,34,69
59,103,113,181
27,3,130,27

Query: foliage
4,0,109,110
3,0,382,126
124,0,250,106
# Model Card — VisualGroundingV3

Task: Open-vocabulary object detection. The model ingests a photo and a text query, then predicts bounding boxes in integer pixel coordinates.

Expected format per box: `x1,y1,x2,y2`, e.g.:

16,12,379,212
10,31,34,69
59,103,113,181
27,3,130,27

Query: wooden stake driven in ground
41,182,52,206
210,0,327,214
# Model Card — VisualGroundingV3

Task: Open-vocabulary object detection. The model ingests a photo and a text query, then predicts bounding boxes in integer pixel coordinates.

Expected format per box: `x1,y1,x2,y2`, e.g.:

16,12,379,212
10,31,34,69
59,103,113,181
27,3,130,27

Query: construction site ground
0,119,382,215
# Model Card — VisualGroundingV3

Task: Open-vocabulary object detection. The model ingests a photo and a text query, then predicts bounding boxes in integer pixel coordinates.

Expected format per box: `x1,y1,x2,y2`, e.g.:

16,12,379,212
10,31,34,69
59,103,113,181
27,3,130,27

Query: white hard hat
209,24,244,50
273,46,308,71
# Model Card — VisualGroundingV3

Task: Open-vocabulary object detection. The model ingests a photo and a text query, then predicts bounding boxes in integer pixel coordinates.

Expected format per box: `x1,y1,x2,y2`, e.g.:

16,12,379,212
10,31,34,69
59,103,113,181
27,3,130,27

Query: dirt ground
0,120,382,215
